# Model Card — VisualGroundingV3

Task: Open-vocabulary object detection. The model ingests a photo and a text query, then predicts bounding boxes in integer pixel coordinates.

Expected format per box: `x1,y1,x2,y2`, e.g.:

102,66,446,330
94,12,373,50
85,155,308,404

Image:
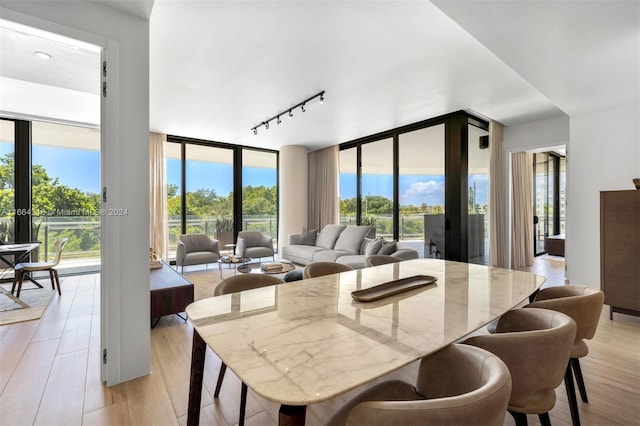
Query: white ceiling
1,1,638,152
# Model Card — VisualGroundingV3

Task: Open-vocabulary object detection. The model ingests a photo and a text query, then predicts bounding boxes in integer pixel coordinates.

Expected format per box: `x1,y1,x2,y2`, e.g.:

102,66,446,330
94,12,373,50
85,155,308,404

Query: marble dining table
186,258,546,426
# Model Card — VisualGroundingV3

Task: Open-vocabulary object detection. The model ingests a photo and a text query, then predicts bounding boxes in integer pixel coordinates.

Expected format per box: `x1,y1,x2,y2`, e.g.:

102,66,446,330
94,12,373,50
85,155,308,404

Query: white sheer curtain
308,145,339,230
149,132,168,261
489,121,507,267
511,151,534,269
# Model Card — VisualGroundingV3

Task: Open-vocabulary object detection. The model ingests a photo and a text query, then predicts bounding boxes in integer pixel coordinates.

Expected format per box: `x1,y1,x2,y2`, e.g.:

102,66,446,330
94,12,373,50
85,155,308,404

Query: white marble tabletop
186,258,545,406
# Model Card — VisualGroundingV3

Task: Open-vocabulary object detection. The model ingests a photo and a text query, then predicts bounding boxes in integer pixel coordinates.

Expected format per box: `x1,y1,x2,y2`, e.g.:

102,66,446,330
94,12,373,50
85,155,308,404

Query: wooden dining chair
12,238,68,298
212,273,284,426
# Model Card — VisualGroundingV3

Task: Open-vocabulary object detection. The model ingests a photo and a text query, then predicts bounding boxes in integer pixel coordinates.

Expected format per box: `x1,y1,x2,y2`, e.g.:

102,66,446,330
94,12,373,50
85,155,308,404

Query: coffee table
237,261,295,275
218,256,252,278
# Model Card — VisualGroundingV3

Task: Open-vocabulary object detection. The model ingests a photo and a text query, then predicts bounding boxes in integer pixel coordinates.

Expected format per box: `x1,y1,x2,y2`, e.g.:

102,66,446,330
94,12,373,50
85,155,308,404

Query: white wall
503,114,569,152
567,102,640,287
1,2,151,384
279,146,308,251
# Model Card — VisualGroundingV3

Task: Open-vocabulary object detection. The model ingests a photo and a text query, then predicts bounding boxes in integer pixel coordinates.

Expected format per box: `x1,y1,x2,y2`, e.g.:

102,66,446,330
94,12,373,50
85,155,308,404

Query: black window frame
339,110,489,262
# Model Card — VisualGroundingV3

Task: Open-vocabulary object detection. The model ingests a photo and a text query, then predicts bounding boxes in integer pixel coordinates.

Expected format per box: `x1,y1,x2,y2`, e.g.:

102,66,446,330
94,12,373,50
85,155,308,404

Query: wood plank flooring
1,258,638,425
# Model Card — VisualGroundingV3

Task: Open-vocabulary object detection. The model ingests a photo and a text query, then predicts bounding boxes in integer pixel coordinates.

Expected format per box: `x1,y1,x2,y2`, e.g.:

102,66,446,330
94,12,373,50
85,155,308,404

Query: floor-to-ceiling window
31,121,100,270
242,149,278,246
360,138,394,238
0,120,15,243
184,144,234,245
0,119,101,273
467,124,490,264
339,147,357,226
398,125,445,257
339,111,488,262
167,136,278,260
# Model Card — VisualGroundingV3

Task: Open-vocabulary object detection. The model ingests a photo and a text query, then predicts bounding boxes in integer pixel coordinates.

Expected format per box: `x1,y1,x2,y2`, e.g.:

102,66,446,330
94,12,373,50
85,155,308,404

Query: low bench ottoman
150,262,194,328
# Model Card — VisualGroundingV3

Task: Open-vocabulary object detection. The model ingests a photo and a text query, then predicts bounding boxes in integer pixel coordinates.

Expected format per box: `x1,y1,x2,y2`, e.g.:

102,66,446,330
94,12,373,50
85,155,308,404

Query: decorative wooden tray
351,275,438,302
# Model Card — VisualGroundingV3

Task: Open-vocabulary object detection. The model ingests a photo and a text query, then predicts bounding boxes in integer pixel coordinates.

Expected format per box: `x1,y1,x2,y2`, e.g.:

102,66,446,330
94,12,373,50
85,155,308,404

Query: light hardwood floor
1,258,639,426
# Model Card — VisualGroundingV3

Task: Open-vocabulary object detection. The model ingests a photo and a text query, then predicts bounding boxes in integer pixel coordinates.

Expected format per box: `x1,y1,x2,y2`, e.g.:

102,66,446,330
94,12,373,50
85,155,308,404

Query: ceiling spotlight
250,90,324,134
35,51,51,60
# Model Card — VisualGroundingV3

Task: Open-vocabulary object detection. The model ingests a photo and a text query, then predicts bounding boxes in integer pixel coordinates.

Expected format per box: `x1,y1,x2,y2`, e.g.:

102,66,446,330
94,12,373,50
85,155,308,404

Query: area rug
0,283,56,326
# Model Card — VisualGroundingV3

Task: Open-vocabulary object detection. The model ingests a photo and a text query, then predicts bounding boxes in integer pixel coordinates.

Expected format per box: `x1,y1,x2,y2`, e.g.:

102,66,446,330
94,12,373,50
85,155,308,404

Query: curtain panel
308,146,339,230
149,132,169,261
511,151,534,269
488,121,507,268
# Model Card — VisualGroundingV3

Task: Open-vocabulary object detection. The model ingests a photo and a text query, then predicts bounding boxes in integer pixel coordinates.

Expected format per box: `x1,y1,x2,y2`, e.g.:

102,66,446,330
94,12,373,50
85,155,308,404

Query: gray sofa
282,224,419,269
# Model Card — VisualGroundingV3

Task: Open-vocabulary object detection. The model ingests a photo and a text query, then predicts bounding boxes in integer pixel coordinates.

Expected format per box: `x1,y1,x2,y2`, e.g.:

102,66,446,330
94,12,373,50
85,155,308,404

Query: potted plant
215,217,234,247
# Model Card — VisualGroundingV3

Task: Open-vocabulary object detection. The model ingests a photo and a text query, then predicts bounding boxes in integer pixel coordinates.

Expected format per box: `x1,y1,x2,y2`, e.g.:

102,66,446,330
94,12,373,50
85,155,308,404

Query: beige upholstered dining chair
365,254,402,267
326,343,512,426
526,285,605,426
12,238,68,298
302,261,353,279
465,307,577,426
212,273,284,426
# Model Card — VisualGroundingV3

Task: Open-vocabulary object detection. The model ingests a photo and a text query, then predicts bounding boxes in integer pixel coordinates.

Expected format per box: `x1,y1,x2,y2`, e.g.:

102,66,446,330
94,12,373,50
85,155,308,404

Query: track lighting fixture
251,90,325,135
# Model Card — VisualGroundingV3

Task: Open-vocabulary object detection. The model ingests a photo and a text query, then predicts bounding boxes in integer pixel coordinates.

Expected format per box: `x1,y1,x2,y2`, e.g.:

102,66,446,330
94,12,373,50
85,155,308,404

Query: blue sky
167,158,277,194
2,140,486,204
340,173,488,206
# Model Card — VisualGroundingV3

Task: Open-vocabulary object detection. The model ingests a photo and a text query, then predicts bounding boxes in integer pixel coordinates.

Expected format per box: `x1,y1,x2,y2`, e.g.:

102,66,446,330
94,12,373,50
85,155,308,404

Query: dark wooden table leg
187,329,206,426
279,405,306,426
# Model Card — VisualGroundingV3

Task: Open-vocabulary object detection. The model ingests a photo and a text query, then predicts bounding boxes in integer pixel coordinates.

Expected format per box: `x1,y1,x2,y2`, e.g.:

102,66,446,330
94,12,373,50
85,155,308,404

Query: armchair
176,234,221,272
235,231,275,261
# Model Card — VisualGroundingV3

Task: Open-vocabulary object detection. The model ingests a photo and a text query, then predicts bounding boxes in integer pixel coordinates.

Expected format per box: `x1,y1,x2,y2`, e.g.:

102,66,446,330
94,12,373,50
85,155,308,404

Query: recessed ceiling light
35,51,51,59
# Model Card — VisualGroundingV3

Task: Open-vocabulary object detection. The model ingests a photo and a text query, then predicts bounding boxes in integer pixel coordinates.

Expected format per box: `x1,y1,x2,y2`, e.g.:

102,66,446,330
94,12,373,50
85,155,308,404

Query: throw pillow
365,238,384,256
299,228,318,246
378,240,398,255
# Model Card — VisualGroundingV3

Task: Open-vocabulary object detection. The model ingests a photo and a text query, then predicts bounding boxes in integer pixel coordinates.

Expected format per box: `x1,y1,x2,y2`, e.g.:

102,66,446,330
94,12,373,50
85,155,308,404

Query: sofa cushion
315,225,346,249
281,245,326,265
378,240,398,255
299,228,318,246
333,226,374,254
336,255,367,269
312,250,352,263
365,238,384,256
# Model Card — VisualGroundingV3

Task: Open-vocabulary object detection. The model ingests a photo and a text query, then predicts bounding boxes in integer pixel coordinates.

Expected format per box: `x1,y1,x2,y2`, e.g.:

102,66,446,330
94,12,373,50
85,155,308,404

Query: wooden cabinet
600,190,640,318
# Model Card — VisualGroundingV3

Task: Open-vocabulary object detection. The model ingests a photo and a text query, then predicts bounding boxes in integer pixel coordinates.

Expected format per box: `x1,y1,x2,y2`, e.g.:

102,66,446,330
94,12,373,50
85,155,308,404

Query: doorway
533,150,566,256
